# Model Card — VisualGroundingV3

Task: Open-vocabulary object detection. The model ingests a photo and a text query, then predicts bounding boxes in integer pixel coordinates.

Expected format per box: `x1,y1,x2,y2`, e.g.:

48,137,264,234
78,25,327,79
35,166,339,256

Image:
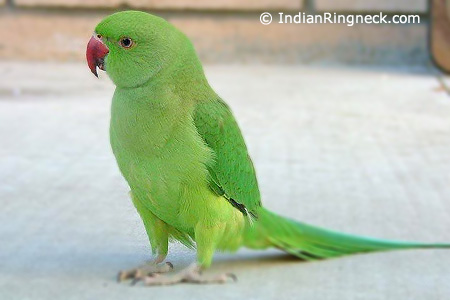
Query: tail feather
249,208,450,260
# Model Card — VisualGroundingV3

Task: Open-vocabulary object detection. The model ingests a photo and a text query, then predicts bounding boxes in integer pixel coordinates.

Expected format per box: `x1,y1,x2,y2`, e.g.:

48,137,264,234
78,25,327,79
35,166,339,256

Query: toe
118,261,174,284
117,269,137,282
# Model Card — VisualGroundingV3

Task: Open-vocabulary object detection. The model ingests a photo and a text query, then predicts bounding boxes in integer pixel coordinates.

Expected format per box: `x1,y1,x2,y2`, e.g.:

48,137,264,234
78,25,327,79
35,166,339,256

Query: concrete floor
1,63,450,300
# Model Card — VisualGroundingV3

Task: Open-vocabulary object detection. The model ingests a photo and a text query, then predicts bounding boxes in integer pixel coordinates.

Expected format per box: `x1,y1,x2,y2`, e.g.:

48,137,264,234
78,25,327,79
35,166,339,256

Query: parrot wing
193,98,262,217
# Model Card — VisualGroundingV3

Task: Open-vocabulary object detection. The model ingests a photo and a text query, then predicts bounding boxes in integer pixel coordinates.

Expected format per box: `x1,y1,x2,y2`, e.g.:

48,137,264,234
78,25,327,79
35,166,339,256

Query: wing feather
193,98,261,216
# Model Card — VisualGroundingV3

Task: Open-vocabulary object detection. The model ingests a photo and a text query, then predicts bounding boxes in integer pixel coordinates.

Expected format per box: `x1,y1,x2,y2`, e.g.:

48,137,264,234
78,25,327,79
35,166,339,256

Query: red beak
86,35,109,78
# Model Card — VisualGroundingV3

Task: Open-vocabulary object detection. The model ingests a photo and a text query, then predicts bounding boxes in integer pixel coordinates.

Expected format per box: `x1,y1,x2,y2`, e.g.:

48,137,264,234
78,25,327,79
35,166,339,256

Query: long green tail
246,208,450,260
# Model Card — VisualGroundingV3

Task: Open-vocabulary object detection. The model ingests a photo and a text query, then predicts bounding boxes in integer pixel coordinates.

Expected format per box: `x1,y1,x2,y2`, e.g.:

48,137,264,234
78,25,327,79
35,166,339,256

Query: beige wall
0,0,429,65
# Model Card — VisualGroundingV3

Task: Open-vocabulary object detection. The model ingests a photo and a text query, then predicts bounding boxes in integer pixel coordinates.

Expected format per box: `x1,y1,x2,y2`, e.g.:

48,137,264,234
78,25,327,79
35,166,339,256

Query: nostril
97,34,102,39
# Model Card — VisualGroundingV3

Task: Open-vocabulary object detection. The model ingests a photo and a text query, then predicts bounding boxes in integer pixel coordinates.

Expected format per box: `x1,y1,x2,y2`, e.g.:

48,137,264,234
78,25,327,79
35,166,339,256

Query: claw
131,276,143,286
165,261,174,269
226,273,237,282
117,261,174,283
117,269,137,282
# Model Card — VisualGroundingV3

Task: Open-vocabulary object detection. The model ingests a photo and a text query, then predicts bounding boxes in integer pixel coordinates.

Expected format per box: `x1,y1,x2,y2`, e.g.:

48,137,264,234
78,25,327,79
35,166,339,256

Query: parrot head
86,10,188,88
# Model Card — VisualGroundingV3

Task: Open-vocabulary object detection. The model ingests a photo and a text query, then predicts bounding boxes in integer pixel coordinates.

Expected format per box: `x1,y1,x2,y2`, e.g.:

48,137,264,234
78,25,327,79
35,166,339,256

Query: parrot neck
117,64,212,109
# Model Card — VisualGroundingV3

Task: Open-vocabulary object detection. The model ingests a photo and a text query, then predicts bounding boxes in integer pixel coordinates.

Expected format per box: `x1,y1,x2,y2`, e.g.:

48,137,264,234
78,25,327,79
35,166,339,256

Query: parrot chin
86,35,109,78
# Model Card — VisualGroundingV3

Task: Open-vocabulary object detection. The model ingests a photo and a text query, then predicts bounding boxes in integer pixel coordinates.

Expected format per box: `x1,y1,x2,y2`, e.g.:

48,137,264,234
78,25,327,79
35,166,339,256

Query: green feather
248,209,450,260
193,98,261,216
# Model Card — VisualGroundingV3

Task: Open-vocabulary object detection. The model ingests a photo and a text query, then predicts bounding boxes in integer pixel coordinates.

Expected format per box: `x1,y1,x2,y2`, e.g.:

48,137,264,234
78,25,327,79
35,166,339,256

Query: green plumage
193,98,261,215
94,11,450,270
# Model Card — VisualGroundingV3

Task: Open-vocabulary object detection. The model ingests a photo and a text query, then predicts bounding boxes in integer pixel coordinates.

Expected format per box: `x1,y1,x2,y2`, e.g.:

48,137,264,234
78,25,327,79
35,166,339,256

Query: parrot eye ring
119,37,134,49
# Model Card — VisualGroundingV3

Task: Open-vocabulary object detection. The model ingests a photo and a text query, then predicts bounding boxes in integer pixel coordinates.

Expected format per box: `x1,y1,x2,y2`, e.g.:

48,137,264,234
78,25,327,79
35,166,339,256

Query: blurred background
0,0,447,65
1,1,450,300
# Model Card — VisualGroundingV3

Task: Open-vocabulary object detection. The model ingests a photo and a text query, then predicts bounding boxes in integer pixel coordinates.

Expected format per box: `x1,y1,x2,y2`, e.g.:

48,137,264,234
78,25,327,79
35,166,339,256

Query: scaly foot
136,263,236,286
117,260,173,283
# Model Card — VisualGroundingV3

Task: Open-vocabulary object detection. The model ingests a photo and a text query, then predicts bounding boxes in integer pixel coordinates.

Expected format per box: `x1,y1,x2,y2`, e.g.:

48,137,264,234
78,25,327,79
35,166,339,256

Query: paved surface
1,63,450,300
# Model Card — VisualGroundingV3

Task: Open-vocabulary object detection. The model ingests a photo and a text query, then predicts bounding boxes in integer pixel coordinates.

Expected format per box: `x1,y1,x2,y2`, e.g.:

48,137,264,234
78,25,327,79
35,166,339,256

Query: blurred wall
0,0,430,65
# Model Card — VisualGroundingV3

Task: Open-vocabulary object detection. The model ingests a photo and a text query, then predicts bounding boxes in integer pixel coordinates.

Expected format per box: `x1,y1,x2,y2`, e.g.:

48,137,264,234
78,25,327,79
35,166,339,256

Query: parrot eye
119,37,134,48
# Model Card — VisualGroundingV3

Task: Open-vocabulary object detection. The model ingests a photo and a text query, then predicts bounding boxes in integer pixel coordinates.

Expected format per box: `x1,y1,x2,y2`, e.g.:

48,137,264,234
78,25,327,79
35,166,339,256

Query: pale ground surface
1,62,450,300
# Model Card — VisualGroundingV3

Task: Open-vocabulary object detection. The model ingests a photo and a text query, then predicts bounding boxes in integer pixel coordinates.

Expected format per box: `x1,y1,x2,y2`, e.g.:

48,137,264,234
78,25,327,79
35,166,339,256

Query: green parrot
86,11,450,285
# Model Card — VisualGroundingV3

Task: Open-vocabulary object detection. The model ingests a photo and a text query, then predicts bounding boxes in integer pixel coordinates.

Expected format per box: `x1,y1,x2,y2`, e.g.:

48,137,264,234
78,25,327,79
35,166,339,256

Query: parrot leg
117,254,174,282
139,263,236,286
135,221,236,286
118,192,174,282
